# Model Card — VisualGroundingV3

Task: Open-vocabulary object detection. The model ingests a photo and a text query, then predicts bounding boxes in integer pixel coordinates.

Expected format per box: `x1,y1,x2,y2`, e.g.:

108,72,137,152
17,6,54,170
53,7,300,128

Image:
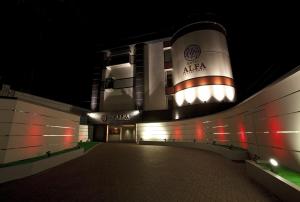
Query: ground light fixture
269,158,279,173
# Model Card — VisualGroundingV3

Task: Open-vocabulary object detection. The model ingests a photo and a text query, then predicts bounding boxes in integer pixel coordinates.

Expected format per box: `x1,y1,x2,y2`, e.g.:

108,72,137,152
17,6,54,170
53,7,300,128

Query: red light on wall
64,128,74,146
216,120,226,142
238,122,247,142
195,121,205,141
27,114,43,135
26,114,44,146
174,125,182,140
268,117,284,148
28,125,43,136
238,121,248,149
64,128,74,135
265,105,286,158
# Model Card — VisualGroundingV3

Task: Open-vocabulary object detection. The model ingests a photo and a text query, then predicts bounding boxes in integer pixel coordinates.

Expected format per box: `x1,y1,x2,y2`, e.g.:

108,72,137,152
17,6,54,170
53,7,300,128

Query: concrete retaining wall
246,160,300,202
0,99,81,163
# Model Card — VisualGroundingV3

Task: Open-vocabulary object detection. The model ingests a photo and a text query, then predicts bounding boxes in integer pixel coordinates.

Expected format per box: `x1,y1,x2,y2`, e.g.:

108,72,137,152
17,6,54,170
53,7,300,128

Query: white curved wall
137,68,300,172
172,28,235,105
172,30,233,84
0,99,80,163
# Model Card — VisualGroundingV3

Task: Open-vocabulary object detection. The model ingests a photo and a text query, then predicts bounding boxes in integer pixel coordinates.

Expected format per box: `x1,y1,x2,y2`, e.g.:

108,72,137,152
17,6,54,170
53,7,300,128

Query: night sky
3,1,300,109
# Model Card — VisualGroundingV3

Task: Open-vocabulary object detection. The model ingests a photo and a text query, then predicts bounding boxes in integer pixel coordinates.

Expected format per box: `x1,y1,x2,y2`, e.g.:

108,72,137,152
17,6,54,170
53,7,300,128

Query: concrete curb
0,148,84,184
138,141,248,161
246,160,300,202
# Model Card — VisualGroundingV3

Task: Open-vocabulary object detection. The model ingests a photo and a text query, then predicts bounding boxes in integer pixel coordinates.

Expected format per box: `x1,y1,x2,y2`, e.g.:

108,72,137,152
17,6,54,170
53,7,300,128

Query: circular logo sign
184,44,201,61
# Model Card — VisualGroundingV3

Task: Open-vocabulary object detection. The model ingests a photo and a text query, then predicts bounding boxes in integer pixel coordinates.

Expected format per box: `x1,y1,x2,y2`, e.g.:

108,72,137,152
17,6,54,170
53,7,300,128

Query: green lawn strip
78,141,99,151
0,155,48,168
0,145,81,168
259,163,300,187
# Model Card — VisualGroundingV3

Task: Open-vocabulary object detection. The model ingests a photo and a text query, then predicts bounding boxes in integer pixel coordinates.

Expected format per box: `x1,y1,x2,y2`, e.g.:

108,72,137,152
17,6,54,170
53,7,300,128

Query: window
165,70,173,88
164,49,172,69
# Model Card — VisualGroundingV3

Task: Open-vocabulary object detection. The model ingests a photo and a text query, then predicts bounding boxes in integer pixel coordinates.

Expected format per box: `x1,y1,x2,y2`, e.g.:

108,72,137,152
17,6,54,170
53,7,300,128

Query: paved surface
0,143,279,202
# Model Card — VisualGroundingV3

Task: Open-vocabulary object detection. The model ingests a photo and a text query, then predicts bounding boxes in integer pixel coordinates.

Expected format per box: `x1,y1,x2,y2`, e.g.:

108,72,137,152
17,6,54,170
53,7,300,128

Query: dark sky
3,1,300,109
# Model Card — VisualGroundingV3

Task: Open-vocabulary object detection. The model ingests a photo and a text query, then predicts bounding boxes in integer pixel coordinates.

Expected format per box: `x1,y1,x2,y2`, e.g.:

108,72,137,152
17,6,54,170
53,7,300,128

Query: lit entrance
107,124,136,142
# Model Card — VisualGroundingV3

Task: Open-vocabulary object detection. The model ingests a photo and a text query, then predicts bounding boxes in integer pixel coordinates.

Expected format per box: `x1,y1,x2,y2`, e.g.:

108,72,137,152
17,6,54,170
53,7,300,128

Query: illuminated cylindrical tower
171,21,235,106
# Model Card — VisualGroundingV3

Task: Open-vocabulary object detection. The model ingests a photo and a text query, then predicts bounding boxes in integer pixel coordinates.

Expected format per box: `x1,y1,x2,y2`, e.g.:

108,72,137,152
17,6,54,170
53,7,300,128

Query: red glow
238,122,247,142
195,121,205,141
268,117,284,147
26,114,44,146
266,105,286,158
238,121,248,149
174,125,182,141
64,128,74,147
28,125,43,136
64,128,74,135
19,113,44,159
216,120,226,142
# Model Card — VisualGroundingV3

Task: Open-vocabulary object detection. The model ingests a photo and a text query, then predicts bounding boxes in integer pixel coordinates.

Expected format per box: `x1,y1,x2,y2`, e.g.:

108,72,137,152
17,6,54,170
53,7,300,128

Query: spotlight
269,158,279,173
269,158,278,167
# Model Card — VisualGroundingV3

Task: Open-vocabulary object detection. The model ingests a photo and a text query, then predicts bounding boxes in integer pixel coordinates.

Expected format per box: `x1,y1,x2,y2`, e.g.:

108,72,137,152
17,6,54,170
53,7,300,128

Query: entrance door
107,125,121,142
121,125,136,142
107,125,136,142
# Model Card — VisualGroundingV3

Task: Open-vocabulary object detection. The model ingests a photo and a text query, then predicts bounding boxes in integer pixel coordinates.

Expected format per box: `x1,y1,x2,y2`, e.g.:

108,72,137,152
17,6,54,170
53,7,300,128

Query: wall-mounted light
212,85,225,101
87,113,99,119
132,110,140,116
197,86,211,102
184,88,197,104
106,63,131,70
175,91,184,106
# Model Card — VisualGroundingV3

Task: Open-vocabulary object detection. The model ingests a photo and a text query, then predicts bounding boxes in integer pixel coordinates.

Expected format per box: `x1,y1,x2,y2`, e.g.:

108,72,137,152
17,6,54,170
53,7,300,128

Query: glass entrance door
120,125,136,142
107,125,136,142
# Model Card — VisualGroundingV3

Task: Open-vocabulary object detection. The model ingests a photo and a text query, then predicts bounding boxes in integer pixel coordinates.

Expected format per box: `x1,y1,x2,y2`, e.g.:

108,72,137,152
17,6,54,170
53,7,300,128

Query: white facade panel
144,42,167,110
103,88,135,112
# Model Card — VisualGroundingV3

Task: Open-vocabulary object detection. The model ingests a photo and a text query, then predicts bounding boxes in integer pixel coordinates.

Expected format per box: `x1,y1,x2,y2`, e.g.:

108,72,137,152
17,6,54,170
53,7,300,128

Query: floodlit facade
90,21,236,142
89,21,300,172
172,22,235,106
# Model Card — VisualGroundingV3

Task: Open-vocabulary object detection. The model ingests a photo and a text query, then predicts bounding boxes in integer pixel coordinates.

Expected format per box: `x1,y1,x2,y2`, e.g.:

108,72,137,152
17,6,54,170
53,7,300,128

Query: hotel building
89,21,236,142
88,21,300,173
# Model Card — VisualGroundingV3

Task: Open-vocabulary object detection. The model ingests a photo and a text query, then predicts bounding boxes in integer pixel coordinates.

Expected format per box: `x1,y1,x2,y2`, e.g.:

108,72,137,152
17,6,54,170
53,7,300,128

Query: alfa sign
171,29,233,86
88,110,140,124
